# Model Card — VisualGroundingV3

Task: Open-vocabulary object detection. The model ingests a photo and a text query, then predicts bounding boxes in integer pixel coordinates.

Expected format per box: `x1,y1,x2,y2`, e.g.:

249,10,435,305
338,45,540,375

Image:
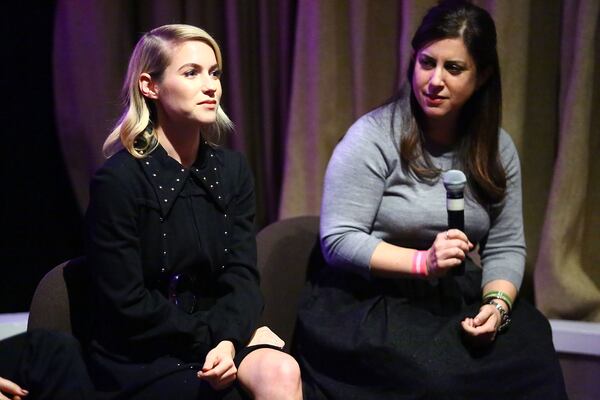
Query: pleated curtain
53,0,600,321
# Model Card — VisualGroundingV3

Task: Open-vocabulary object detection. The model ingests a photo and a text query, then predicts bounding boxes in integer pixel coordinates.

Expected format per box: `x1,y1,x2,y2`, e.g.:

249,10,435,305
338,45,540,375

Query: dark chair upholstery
256,215,323,350
28,216,322,349
28,257,92,343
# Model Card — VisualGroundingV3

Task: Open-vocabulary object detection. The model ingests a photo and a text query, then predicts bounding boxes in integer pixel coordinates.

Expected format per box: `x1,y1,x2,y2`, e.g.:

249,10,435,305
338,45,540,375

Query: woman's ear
476,67,493,89
139,73,159,99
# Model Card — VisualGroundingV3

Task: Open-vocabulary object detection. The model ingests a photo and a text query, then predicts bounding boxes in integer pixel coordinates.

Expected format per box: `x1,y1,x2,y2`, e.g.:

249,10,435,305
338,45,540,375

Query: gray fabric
320,103,526,290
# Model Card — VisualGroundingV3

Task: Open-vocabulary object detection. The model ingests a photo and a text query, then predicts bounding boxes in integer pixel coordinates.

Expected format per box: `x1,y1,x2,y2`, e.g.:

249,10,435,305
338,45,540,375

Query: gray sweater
320,103,526,289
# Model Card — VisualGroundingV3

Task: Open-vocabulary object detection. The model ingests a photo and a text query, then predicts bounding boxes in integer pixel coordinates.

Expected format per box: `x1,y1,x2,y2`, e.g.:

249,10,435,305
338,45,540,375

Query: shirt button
176,178,180,182
159,185,163,189
152,173,157,177
161,267,166,272
224,231,228,235
181,168,185,172
224,248,228,253
163,233,167,238
164,199,168,202
224,214,227,218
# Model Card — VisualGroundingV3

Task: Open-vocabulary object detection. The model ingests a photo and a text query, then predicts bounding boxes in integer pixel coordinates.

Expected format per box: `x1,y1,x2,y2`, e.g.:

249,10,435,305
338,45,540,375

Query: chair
28,216,322,350
256,215,323,350
27,257,92,343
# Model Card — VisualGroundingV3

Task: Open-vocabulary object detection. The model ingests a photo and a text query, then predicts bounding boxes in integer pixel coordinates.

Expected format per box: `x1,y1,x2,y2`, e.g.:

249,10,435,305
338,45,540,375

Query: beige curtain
279,0,600,318
55,0,599,319
534,0,600,321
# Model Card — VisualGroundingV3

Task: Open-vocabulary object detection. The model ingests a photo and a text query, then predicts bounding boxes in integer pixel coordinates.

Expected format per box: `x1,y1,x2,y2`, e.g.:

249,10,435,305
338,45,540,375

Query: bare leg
237,348,302,400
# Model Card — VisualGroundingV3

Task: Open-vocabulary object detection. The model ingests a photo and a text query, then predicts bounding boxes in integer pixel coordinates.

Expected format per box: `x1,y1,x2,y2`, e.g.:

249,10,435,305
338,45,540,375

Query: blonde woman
86,24,301,400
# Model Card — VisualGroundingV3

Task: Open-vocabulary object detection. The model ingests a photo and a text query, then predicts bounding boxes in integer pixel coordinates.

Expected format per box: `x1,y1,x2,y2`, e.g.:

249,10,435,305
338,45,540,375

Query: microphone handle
448,209,465,276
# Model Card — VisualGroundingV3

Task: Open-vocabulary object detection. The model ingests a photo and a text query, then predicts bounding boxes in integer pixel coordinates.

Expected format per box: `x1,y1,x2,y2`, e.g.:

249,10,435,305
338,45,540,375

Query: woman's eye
183,69,198,78
210,69,222,79
446,63,464,75
419,57,435,69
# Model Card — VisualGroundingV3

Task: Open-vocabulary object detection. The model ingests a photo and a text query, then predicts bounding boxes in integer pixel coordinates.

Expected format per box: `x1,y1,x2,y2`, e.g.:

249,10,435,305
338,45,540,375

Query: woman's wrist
217,340,236,358
482,290,514,311
481,299,511,333
411,250,429,276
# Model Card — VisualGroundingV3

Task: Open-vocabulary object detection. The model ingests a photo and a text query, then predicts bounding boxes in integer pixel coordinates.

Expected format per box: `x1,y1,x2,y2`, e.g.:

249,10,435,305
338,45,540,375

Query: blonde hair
103,24,233,158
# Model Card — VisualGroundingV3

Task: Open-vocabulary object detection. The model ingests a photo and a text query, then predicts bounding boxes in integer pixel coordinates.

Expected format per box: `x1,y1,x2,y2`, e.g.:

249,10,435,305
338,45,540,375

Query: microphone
442,170,467,276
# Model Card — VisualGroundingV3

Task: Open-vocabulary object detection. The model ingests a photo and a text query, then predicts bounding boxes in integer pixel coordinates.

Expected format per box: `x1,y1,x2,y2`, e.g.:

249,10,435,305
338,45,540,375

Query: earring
133,120,159,156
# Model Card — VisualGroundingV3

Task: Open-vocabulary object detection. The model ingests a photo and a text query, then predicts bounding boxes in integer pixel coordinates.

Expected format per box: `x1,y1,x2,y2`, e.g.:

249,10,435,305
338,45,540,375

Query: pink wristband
411,250,429,276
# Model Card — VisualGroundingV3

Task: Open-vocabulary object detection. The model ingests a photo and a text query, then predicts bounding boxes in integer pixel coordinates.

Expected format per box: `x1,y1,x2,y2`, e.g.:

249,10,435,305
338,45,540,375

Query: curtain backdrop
534,0,600,321
54,0,600,321
54,0,295,225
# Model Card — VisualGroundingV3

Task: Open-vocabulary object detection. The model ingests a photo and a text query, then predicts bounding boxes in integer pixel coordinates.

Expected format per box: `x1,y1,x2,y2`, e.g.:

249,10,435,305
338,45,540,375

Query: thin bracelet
482,290,513,311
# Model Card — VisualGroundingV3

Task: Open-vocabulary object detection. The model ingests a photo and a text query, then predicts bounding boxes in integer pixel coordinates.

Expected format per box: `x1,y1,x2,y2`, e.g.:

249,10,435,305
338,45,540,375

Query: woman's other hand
0,376,28,400
427,229,473,276
460,304,501,346
197,340,237,390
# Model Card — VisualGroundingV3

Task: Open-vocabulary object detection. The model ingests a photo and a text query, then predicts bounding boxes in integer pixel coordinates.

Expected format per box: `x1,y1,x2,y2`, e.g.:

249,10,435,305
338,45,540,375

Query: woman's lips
423,93,446,106
199,100,217,109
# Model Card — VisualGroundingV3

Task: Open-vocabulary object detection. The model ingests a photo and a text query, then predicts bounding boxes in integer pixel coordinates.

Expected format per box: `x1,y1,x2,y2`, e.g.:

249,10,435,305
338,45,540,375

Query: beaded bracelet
482,298,511,333
482,290,513,311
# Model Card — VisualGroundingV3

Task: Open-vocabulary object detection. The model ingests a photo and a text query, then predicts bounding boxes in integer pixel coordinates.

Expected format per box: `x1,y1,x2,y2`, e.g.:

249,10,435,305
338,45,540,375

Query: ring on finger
445,230,449,240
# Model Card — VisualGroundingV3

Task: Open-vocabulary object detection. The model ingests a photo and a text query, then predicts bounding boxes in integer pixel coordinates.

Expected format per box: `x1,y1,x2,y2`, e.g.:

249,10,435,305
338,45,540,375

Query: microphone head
442,169,467,193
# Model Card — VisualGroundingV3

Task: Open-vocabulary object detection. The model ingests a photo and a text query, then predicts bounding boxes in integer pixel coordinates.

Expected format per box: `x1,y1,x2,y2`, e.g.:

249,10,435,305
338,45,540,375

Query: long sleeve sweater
320,103,526,290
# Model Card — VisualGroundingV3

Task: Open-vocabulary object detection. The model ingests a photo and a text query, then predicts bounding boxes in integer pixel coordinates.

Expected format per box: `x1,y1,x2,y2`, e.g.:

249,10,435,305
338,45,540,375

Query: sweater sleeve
205,153,263,351
480,130,527,290
86,162,213,361
320,113,393,277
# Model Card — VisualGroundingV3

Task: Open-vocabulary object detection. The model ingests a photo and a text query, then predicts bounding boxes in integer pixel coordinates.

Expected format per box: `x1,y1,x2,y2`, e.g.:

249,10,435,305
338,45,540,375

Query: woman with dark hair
86,24,302,399
293,1,567,399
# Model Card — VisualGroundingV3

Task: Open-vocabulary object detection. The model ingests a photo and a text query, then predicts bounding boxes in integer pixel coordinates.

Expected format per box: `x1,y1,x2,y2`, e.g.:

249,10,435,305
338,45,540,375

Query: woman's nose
201,76,217,94
429,67,444,88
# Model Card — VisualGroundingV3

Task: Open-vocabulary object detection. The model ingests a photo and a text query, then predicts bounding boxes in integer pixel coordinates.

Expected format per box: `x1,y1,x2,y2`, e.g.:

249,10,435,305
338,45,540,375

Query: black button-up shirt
86,143,263,362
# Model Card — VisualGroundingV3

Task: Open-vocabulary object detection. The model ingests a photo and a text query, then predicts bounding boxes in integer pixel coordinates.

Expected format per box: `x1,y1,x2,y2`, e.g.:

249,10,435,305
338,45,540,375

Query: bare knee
263,352,301,387
238,349,302,400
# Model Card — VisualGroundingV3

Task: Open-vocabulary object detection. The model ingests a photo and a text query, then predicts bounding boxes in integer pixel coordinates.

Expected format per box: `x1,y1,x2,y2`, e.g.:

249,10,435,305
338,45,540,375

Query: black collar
139,143,229,217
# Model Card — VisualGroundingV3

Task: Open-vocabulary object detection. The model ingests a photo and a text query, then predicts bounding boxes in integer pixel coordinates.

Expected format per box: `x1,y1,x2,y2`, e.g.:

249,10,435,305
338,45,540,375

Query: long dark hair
399,0,505,205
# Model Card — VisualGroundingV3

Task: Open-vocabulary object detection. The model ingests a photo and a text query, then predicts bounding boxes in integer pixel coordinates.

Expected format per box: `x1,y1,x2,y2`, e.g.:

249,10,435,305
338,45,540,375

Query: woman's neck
423,114,459,147
154,117,201,168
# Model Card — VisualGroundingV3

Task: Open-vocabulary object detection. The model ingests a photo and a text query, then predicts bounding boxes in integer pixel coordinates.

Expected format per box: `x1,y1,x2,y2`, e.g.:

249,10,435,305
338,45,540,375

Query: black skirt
293,260,567,400
87,343,282,400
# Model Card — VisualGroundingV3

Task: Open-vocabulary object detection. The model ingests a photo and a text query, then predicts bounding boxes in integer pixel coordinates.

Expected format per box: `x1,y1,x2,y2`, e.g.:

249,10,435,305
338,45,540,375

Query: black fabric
87,350,251,400
233,344,285,367
0,330,94,399
293,260,568,400
85,143,263,398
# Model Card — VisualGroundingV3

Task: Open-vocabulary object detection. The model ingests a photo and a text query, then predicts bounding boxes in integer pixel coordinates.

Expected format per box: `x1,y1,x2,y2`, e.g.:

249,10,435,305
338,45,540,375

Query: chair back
256,215,323,349
28,257,91,342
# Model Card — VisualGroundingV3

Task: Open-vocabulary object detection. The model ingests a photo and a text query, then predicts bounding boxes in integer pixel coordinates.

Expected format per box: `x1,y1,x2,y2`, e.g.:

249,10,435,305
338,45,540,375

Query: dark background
1,2,84,312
